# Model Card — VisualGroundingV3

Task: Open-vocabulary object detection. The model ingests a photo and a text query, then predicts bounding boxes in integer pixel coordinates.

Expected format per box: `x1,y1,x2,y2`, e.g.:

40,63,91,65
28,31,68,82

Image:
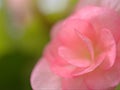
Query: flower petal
72,52,106,76
31,58,61,90
62,77,90,90
44,39,77,78
98,28,116,69
85,64,120,90
72,6,120,43
58,30,94,67
51,21,63,39
75,0,100,11
59,46,91,67
84,40,120,90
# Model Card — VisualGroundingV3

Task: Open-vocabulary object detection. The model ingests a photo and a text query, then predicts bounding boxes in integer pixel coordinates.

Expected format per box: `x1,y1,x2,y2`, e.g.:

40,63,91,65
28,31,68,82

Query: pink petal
51,63,77,78
58,19,96,50
44,40,78,78
31,58,61,90
59,46,91,67
98,29,116,69
44,39,67,65
75,30,94,60
75,0,100,11
58,19,84,49
85,64,120,90
72,28,116,76
58,30,94,67
62,76,90,90
44,19,97,77
62,76,114,90
72,52,106,76
50,21,63,39
72,6,120,43
84,40,120,90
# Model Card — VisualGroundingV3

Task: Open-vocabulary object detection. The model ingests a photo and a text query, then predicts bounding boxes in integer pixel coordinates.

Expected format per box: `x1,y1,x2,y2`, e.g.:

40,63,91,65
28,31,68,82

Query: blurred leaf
0,51,34,90
116,85,120,90
0,8,13,57
19,17,49,57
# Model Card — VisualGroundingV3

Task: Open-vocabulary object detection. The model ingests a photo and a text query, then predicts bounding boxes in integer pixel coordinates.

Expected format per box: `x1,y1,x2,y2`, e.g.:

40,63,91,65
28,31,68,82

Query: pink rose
31,6,120,90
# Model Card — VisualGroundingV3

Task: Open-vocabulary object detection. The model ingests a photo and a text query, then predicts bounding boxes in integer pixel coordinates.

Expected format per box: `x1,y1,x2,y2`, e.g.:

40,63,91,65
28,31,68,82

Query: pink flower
31,6,120,90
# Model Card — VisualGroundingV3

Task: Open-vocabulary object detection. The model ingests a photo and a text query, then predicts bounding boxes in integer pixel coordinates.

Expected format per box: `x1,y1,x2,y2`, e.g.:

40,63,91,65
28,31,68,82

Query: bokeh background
0,0,79,90
0,0,120,90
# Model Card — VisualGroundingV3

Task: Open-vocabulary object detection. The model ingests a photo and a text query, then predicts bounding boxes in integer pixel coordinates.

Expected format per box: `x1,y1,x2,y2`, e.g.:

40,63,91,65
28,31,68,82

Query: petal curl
72,6,120,43
98,29,116,69
84,41,120,90
85,65,120,90
44,39,77,78
59,46,91,67
31,58,61,90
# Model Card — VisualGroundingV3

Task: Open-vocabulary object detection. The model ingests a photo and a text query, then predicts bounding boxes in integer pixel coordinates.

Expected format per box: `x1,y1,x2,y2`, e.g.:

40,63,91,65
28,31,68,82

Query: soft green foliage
19,18,49,57
0,0,78,90
116,85,120,90
0,9,13,56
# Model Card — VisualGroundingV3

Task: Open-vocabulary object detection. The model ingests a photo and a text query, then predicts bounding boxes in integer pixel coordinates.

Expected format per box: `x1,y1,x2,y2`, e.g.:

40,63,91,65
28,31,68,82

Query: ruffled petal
31,58,61,90
98,29,116,69
44,39,77,78
84,40,120,90
59,46,91,67
58,27,95,67
72,52,106,76
72,6,120,43
59,19,96,47
85,64,120,90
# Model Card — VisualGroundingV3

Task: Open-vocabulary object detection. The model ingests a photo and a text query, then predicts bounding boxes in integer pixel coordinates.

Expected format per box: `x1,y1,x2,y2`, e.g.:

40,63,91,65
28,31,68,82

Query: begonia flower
31,6,120,90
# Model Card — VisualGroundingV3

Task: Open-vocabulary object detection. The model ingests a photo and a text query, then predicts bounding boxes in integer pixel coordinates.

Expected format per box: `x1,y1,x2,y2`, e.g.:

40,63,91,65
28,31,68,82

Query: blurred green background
0,0,78,90
0,0,120,90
